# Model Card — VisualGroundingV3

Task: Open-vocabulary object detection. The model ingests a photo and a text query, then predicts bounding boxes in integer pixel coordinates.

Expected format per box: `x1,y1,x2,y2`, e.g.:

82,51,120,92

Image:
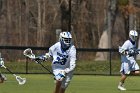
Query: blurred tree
95,0,118,61
59,0,70,31
0,0,140,61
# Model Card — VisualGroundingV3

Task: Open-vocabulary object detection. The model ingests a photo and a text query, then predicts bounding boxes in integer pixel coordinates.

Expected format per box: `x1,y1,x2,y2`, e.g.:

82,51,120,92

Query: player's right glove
34,53,50,63
34,55,46,63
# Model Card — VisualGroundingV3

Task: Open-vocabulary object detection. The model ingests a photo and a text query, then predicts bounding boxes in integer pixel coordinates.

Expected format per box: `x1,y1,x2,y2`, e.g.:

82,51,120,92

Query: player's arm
64,46,76,73
119,41,130,55
119,47,139,57
119,41,137,57
34,44,55,62
55,47,76,81
119,47,128,55
34,52,53,62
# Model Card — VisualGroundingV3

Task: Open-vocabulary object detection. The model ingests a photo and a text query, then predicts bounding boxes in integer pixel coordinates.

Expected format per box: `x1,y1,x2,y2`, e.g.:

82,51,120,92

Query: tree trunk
95,0,117,61
59,0,69,31
37,0,42,46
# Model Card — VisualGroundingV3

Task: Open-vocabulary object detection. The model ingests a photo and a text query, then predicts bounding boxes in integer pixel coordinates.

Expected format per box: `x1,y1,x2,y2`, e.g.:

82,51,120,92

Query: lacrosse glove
55,70,66,81
34,55,46,63
127,49,135,56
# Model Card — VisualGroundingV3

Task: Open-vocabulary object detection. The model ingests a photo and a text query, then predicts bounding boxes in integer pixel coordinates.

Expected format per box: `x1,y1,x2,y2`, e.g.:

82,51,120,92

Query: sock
119,81,124,86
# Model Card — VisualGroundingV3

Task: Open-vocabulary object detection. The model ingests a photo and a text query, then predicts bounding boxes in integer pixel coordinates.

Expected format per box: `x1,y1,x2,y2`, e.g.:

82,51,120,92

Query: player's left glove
55,70,66,81
127,49,135,56
127,49,139,57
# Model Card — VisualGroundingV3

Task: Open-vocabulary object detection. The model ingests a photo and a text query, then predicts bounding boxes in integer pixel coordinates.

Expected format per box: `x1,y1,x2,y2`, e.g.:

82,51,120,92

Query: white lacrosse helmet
59,32,72,49
129,30,138,41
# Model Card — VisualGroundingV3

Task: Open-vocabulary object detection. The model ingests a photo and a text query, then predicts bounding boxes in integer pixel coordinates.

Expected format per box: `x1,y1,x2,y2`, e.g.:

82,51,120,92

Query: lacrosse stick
0,54,26,85
1,65,26,85
23,48,54,75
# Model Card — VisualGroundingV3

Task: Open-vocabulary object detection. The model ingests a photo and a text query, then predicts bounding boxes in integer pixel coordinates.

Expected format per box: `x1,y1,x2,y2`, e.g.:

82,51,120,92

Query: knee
61,81,69,89
61,79,71,89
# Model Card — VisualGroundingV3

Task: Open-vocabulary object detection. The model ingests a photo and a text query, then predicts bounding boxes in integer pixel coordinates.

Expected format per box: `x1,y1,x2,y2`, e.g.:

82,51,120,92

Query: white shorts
53,69,74,89
120,61,140,74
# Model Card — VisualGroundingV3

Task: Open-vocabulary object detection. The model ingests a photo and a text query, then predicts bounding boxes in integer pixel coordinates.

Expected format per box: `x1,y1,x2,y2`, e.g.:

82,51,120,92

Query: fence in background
0,46,121,75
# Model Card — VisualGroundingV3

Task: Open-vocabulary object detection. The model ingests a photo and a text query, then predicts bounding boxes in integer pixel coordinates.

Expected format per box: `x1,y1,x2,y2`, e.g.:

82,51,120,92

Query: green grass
1,74,140,93
1,60,140,75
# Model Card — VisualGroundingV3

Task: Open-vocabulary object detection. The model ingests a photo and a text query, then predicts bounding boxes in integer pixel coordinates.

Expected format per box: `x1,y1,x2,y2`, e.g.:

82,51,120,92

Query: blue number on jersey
54,57,67,65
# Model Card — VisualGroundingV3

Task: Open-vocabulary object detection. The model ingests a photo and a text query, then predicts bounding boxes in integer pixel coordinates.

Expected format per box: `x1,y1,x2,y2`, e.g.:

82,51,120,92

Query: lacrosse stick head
16,76,26,85
23,48,35,59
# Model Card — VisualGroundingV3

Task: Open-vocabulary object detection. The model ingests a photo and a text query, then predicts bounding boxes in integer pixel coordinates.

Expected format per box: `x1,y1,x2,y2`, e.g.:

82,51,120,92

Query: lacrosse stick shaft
2,65,17,76
38,62,54,76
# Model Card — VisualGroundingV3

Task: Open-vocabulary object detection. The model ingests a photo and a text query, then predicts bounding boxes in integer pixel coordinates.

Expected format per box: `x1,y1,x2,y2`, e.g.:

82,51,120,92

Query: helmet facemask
59,32,72,50
129,30,138,42
130,35,138,41
63,37,72,46
60,37,72,50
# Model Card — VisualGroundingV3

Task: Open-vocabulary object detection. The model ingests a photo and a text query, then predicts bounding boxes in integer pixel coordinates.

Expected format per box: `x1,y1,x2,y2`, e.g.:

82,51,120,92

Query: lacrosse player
118,30,140,90
0,57,7,83
35,32,76,93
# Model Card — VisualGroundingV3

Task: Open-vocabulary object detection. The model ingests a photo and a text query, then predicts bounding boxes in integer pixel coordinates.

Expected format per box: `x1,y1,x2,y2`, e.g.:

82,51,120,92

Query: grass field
1,74,140,93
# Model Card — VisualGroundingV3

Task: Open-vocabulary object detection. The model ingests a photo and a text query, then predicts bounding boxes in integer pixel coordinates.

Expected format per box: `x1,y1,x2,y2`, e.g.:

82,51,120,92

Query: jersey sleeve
119,40,129,54
48,43,58,57
48,47,53,57
44,43,58,59
64,46,76,73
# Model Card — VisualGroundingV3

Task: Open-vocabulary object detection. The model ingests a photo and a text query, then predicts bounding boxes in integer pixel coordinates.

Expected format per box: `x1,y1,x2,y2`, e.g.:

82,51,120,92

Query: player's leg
134,70,140,74
53,81,62,93
0,73,7,83
130,70,140,75
130,62,140,75
59,88,65,93
118,74,127,91
118,62,129,90
60,71,74,93
0,73,4,83
118,73,127,90
120,73,127,83
53,69,65,93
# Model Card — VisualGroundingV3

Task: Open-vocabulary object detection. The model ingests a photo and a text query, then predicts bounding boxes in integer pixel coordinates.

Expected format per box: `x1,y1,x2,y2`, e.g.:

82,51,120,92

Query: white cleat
118,85,126,91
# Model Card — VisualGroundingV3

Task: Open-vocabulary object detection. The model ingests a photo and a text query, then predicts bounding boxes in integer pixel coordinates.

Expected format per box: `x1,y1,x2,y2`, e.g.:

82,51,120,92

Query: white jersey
119,40,136,63
48,42,76,73
119,40,140,74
